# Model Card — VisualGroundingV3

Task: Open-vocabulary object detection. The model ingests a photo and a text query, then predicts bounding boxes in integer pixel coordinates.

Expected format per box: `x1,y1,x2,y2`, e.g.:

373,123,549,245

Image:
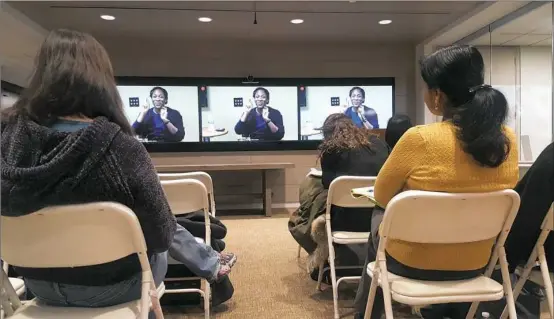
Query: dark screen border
116,77,395,153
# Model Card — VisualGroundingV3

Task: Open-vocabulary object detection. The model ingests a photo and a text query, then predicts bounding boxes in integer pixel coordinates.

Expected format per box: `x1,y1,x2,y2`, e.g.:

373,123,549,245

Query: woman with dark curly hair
319,113,389,230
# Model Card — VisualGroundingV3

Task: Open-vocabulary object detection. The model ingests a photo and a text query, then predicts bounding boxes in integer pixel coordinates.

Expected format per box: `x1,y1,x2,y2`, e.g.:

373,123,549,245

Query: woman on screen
344,87,379,129
132,86,185,142
234,87,285,141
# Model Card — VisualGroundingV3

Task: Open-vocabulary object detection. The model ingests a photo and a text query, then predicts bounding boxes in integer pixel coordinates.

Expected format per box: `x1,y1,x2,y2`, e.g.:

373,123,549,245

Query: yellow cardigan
374,121,519,271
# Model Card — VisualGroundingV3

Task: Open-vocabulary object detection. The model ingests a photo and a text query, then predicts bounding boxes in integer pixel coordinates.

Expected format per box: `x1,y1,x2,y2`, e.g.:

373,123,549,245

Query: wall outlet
233,97,243,107
129,97,140,107
330,96,340,106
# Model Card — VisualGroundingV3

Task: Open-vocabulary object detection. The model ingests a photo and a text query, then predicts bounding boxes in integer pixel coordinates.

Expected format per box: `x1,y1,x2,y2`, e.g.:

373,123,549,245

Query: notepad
308,168,322,177
351,186,384,208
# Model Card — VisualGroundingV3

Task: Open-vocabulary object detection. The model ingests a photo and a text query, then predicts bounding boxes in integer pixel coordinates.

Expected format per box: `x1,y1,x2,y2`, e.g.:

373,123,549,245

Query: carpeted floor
164,216,416,319
163,216,550,319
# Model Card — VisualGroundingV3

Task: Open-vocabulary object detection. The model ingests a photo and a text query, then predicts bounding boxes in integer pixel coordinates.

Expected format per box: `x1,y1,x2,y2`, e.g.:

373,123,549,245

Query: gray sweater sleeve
118,135,177,253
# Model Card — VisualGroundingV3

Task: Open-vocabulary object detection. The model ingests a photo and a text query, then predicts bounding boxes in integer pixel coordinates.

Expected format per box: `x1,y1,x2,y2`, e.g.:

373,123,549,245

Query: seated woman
234,87,285,140
132,86,185,142
384,114,412,150
353,45,519,319
305,114,388,271
343,87,379,129
0,29,235,310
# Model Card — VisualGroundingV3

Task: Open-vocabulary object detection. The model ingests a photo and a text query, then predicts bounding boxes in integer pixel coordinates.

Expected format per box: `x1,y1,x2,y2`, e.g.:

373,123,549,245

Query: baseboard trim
217,203,300,210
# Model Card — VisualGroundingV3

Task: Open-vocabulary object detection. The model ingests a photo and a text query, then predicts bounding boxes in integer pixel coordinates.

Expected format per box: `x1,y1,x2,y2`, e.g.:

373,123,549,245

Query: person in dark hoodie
0,29,236,310
506,142,554,271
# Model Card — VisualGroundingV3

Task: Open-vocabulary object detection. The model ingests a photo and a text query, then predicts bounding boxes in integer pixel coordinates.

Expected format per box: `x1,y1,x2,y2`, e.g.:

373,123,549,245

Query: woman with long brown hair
319,113,388,192
1,29,235,311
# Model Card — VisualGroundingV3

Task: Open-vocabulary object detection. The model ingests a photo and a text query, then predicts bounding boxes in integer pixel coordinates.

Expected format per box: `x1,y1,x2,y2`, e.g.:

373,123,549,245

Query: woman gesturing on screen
234,87,285,141
343,87,379,129
133,86,185,142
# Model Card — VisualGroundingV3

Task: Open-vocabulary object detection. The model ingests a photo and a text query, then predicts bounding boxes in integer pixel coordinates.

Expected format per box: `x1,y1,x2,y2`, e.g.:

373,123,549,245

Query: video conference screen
117,78,394,147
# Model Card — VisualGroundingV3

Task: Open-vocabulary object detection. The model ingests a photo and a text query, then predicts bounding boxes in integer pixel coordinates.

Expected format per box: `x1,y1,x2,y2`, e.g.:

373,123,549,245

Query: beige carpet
164,216,416,319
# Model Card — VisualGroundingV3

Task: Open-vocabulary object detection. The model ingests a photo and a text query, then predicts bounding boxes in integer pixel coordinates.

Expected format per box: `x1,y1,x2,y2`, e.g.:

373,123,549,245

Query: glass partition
458,2,553,162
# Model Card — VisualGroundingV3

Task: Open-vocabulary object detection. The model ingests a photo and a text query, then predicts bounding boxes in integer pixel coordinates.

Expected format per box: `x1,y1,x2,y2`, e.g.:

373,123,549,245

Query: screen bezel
116,76,395,153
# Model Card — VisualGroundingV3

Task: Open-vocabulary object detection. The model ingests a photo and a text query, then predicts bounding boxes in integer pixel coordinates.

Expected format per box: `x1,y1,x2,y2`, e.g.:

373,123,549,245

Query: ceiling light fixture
291,19,304,24
198,17,212,23
379,19,392,25
100,15,115,21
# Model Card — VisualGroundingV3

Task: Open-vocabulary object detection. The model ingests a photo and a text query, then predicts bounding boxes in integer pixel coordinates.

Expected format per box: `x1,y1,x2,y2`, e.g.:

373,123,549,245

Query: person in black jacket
1,29,235,310
506,142,554,271
319,113,389,231
384,114,413,150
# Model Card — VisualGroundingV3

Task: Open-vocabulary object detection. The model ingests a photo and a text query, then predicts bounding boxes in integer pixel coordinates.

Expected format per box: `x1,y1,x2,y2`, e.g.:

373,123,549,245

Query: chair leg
329,254,340,319
297,245,302,259
364,269,380,319
316,261,324,291
499,248,517,319
538,247,554,319
203,280,211,319
377,259,394,319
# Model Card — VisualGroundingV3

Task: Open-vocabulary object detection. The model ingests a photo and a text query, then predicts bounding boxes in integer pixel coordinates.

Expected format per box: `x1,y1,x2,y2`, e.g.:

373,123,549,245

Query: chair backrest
158,172,214,195
160,179,210,216
1,202,150,270
327,176,377,209
380,190,520,244
159,172,215,215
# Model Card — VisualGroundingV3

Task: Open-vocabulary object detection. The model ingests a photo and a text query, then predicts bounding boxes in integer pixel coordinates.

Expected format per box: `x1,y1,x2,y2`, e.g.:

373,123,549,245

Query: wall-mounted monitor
115,77,395,152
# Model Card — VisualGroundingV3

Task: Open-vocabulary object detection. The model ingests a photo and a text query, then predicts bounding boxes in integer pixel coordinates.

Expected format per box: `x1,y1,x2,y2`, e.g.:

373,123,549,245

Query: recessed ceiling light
291,19,304,24
100,15,115,21
379,19,392,25
198,17,212,23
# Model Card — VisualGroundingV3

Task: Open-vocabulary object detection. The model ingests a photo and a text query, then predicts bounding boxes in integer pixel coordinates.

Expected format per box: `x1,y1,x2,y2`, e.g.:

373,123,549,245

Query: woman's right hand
136,98,152,123
240,99,254,122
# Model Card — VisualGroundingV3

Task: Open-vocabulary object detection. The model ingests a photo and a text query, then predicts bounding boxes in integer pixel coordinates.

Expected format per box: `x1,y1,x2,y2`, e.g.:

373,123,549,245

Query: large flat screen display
201,86,299,142
118,85,200,142
300,85,394,140
115,77,395,152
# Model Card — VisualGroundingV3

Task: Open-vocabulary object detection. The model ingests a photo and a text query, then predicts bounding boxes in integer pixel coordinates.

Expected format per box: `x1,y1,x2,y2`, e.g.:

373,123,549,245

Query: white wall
478,46,552,161
98,37,416,122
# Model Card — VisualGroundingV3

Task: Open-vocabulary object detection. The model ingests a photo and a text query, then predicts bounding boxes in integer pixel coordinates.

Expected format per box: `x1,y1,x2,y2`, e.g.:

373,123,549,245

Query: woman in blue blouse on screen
234,87,285,141
132,86,185,142
343,86,380,129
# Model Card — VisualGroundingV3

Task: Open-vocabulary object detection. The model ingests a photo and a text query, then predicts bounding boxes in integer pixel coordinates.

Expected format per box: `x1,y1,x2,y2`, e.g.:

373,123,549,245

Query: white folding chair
0,202,164,319
316,176,377,319
1,268,23,319
160,179,211,319
159,172,216,217
363,190,521,319
501,205,554,319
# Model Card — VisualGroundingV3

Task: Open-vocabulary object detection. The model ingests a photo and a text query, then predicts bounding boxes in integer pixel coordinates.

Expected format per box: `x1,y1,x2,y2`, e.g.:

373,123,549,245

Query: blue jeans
24,224,220,308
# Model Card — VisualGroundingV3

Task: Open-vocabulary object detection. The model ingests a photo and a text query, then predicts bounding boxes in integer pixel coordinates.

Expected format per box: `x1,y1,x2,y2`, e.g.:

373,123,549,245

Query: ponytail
451,86,510,167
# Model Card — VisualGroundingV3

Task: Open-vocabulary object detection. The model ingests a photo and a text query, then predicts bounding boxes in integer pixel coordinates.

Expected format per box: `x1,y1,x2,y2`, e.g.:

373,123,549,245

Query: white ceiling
7,1,482,43
469,3,552,47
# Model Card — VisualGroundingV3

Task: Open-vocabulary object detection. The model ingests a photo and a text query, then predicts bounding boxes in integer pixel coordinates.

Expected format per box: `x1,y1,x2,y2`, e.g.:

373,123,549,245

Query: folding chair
364,190,520,319
317,176,377,319
0,202,164,319
160,179,211,319
501,205,554,319
1,268,23,319
159,172,216,217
